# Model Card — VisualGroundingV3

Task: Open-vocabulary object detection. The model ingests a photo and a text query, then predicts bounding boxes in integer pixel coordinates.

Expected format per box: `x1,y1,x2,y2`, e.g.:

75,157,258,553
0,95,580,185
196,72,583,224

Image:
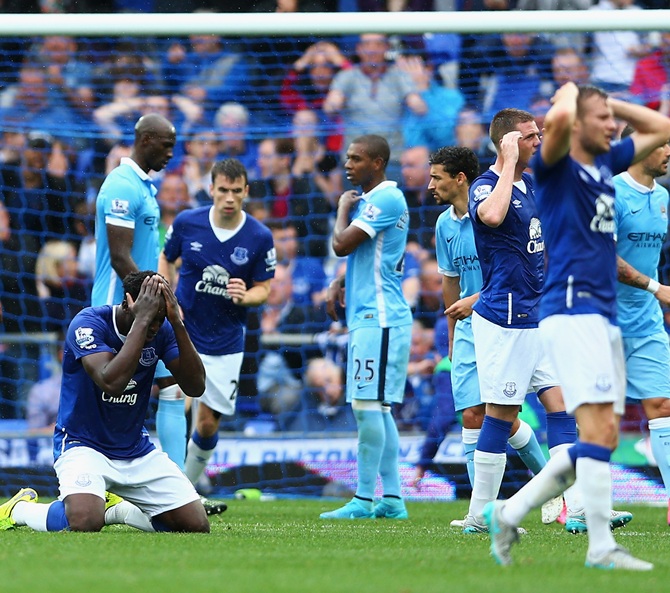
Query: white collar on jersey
618,171,657,194
488,165,527,192
120,157,152,182
448,205,470,222
361,180,398,199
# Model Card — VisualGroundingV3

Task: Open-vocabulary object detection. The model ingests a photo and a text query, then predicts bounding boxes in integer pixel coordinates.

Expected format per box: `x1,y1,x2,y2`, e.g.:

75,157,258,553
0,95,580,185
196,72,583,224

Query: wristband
646,278,660,294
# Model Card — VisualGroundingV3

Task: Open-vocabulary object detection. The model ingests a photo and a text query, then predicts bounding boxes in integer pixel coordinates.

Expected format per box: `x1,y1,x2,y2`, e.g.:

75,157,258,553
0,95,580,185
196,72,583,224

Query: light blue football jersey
435,206,482,300
54,305,179,461
162,209,276,355
468,168,544,328
533,138,634,324
614,171,669,337
91,158,161,306
345,180,412,330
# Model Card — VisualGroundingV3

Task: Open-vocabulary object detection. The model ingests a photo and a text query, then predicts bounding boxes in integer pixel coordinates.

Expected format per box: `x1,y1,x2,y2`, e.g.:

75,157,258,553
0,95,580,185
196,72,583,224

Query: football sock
105,500,154,532
508,418,546,475
12,500,52,531
550,443,582,514
353,406,385,501
502,445,576,527
649,417,670,498
378,405,402,498
184,430,218,485
462,428,480,488
468,416,511,517
156,390,187,469
575,443,616,558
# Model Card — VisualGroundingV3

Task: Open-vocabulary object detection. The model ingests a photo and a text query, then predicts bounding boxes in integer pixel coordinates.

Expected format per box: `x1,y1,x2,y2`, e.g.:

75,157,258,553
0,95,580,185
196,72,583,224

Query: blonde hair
35,240,77,298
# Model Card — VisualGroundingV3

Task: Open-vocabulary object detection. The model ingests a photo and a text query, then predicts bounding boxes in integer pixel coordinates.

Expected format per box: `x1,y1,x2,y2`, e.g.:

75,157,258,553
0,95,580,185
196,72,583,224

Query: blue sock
353,407,385,501
156,398,187,469
649,418,670,498
546,411,577,449
379,408,401,498
477,416,513,454
46,500,69,531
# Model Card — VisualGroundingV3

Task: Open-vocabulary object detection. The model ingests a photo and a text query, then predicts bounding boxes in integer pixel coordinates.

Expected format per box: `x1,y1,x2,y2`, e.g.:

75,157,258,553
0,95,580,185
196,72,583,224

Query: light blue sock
649,417,670,498
379,406,401,498
508,419,546,475
156,398,187,469
353,406,385,501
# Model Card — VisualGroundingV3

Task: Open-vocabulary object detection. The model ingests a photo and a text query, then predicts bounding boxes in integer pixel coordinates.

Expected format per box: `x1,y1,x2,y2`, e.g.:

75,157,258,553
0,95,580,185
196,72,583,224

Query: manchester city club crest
231,246,249,265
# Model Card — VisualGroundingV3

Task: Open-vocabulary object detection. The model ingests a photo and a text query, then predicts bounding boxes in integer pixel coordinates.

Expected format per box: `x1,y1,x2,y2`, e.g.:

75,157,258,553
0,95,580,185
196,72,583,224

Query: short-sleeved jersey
345,180,412,330
54,305,179,461
614,171,669,337
162,209,276,355
435,206,482,300
468,169,544,328
533,138,635,323
92,158,160,306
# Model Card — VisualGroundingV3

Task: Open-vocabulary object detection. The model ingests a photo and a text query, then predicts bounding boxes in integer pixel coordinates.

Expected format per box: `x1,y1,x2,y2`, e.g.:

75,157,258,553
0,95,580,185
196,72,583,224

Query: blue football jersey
162,208,276,355
468,169,544,328
54,305,179,461
533,138,634,323
92,158,160,306
614,171,669,337
345,180,412,330
435,206,482,300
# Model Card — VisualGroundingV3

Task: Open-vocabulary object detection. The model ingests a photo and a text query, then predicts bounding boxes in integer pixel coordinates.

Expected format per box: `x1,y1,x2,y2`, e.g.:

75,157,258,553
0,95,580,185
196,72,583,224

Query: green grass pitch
0,499,667,593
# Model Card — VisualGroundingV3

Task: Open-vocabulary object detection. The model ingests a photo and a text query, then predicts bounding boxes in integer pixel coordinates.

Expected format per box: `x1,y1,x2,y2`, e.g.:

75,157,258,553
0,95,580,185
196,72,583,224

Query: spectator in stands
550,47,590,91
323,33,427,179
249,137,331,257
26,341,63,434
454,107,495,173
357,0,434,8
589,0,652,94
267,219,327,306
286,356,356,432
481,33,555,121
630,31,670,110
0,62,78,137
35,240,88,332
161,33,248,122
156,173,192,246
515,0,592,51
214,102,259,178
413,256,443,328
72,199,96,285
396,320,438,431
398,54,465,152
400,145,441,251
179,127,218,205
291,108,343,206
35,35,95,119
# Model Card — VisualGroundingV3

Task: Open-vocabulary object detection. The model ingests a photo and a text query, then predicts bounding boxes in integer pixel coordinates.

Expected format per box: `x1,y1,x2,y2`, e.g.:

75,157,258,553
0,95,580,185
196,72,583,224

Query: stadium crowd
1,3,669,439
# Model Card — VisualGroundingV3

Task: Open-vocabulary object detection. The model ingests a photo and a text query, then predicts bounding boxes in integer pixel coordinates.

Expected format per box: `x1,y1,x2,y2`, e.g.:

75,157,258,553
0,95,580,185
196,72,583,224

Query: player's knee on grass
159,501,210,533
64,495,105,532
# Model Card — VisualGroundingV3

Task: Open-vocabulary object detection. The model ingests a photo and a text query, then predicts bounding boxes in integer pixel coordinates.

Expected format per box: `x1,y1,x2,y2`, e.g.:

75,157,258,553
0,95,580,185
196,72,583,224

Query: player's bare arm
541,82,578,167
616,255,670,307
476,131,521,227
107,223,138,279
227,277,271,307
84,275,163,395
442,275,460,360
159,277,205,398
326,275,345,322
332,190,368,256
610,98,670,164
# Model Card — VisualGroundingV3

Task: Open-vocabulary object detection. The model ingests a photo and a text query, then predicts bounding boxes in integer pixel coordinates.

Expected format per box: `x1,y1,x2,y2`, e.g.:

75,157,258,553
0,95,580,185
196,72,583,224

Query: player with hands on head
0,271,209,534
482,82,670,570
